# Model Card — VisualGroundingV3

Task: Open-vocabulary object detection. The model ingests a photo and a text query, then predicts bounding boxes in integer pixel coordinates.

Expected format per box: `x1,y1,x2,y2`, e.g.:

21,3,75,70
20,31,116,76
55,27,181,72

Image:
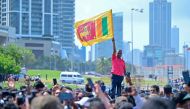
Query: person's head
16,95,26,109
163,85,172,95
141,97,175,109
117,102,133,109
183,83,189,92
184,82,190,93
180,94,190,109
77,92,84,100
150,85,160,95
31,95,63,109
43,91,51,96
173,91,187,108
85,84,93,92
115,96,129,109
52,85,61,95
54,89,61,97
33,80,45,91
85,98,106,109
4,102,18,109
117,50,122,58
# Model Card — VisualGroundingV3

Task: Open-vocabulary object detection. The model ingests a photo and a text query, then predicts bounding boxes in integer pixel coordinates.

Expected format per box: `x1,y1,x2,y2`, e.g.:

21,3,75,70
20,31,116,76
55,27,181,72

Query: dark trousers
111,74,124,99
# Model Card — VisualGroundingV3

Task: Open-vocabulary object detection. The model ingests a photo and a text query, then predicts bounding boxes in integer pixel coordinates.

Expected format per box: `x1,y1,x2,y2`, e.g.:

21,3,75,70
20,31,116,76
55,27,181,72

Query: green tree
2,44,23,65
0,44,35,67
20,47,36,67
0,53,20,74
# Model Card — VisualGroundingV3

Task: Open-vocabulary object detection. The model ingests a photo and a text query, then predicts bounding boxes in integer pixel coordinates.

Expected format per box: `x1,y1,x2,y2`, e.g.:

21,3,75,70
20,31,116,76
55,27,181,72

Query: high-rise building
187,50,190,70
171,25,179,53
79,46,86,62
164,53,183,65
184,45,190,70
0,0,75,57
56,0,75,57
0,25,16,45
72,45,86,62
95,12,123,59
133,49,142,66
123,41,130,62
142,45,164,67
90,45,95,62
149,0,171,52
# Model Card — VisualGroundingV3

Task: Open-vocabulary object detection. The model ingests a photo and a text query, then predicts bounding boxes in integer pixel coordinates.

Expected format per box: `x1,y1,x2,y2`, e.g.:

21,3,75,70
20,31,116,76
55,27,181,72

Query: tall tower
123,41,130,62
57,0,75,58
171,25,179,53
149,0,171,52
0,0,75,57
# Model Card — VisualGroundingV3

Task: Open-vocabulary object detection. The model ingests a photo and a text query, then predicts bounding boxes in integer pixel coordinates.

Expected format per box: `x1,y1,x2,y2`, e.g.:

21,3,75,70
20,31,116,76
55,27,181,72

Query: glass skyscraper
149,0,171,52
0,0,75,57
56,0,75,57
171,25,179,53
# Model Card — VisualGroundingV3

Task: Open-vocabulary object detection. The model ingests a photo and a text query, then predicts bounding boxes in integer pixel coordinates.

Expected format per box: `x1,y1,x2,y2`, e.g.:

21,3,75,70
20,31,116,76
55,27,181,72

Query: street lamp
131,8,143,75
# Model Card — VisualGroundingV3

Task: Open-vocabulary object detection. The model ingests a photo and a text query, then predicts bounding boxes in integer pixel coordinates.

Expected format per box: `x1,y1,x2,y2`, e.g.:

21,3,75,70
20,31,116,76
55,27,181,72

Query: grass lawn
27,70,111,88
1,69,166,89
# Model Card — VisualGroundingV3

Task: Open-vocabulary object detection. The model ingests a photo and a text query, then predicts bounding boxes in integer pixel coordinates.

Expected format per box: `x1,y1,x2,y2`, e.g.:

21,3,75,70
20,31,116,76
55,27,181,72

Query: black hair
17,95,25,105
151,85,160,93
4,102,18,109
33,81,45,89
173,91,187,105
85,84,93,92
164,85,172,94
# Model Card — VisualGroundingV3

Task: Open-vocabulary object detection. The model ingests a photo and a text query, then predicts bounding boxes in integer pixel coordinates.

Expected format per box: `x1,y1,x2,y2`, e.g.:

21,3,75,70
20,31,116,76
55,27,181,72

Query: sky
75,0,190,53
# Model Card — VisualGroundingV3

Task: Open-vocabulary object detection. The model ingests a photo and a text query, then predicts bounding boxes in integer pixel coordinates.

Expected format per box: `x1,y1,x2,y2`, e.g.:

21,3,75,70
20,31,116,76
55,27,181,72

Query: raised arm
112,37,116,54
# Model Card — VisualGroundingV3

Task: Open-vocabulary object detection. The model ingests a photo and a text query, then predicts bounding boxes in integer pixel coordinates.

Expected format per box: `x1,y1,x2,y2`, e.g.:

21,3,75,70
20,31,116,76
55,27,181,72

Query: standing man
111,37,126,99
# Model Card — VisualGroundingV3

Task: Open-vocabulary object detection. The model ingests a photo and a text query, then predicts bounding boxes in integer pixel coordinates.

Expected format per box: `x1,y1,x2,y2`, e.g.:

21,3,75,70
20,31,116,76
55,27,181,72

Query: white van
59,71,84,84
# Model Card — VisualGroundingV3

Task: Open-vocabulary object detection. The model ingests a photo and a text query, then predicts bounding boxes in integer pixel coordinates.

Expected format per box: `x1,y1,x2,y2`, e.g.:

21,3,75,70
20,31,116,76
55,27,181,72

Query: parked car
59,71,84,84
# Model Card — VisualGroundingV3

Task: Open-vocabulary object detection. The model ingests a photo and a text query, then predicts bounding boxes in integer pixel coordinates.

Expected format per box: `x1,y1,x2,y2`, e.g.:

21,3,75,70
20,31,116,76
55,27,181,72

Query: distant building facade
164,53,183,65
143,45,164,67
133,49,142,66
171,25,179,53
73,46,86,62
0,26,16,45
0,0,75,57
15,37,61,58
123,41,130,62
56,0,75,57
184,45,190,70
149,0,171,52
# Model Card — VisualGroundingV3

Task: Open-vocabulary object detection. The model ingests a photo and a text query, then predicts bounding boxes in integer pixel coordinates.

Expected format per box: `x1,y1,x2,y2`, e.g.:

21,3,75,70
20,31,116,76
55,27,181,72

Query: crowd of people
0,37,189,109
1,75,190,109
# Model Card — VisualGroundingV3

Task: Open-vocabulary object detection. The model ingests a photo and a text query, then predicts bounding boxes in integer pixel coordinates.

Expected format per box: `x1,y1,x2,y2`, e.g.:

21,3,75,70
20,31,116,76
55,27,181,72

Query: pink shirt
111,54,126,76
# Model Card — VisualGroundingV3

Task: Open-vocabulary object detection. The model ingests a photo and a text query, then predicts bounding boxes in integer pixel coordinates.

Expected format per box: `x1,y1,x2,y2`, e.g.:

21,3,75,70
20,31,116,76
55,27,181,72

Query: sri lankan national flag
75,10,114,46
